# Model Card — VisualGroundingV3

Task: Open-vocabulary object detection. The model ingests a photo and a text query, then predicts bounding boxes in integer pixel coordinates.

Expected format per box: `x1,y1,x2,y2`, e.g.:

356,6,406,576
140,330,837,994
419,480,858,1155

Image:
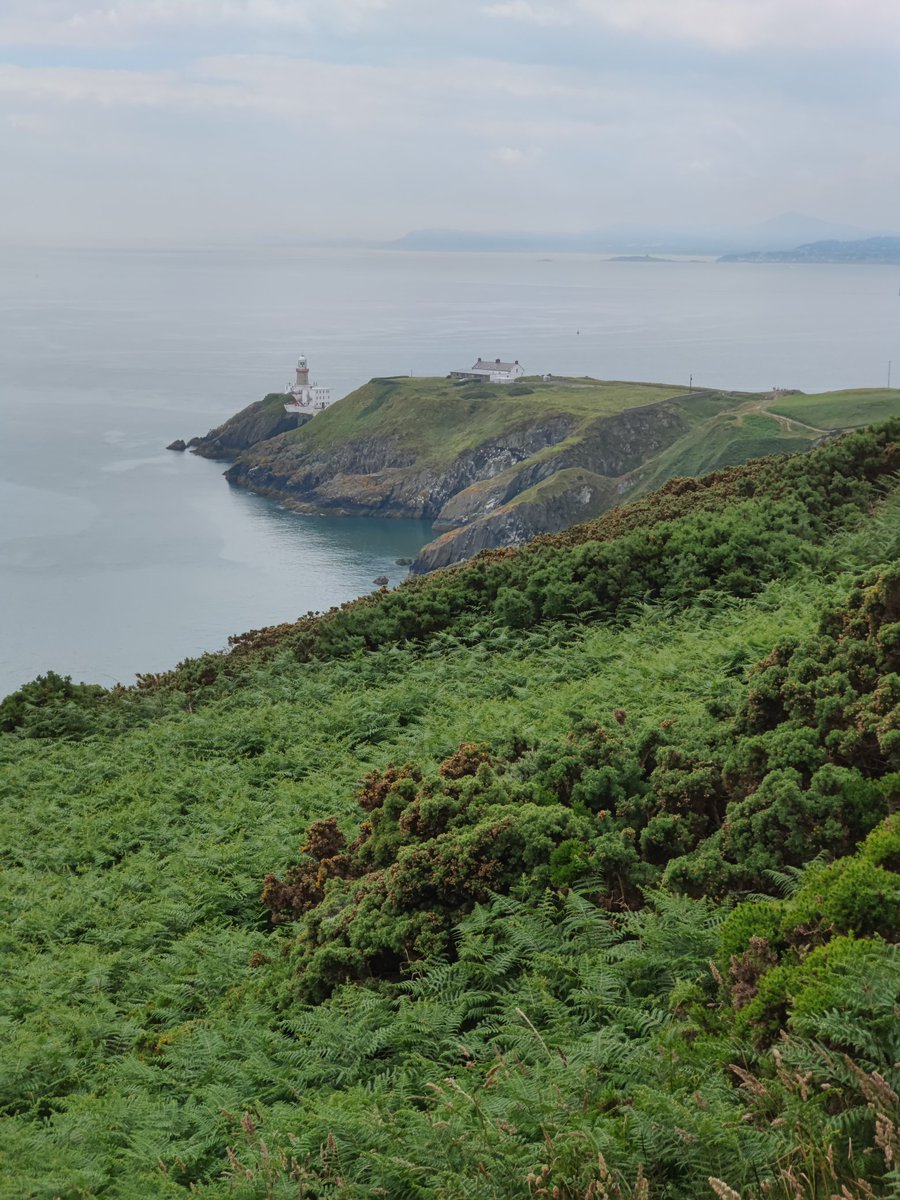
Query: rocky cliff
190,393,310,460
224,413,579,518
413,468,622,572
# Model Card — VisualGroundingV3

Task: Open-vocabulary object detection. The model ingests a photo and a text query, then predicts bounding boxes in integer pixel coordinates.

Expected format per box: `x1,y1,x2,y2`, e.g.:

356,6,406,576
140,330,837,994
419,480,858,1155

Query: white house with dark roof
451,357,525,384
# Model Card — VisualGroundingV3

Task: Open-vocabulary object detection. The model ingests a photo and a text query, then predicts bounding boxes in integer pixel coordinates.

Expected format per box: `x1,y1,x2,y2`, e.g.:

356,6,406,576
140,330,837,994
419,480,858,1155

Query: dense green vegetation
1,421,898,1198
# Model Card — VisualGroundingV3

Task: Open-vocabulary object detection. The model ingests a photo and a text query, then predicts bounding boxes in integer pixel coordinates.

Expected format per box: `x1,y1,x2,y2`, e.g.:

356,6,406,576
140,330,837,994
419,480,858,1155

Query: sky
1,0,898,244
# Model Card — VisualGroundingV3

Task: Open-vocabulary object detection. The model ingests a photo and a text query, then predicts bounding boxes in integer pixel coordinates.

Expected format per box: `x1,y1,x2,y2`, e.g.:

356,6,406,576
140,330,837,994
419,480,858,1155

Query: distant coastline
719,236,900,265
386,215,898,257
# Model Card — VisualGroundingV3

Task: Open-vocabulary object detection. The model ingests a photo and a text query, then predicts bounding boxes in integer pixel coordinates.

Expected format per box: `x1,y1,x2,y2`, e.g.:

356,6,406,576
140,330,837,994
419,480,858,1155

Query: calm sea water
1,244,898,696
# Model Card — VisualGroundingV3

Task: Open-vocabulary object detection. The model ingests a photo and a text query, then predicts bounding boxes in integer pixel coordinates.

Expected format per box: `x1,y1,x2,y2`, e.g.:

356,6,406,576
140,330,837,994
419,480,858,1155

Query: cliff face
190,394,310,460
429,405,681,528
413,469,622,573
225,415,577,518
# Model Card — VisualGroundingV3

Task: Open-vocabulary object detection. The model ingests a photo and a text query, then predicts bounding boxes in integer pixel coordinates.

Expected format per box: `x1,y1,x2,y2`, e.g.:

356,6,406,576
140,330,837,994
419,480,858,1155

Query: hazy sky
1,1,898,243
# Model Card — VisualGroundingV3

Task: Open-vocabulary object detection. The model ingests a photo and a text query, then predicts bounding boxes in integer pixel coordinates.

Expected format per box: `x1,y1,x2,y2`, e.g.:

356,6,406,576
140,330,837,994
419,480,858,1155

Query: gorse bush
1,420,898,1197
263,566,898,1000
0,670,107,738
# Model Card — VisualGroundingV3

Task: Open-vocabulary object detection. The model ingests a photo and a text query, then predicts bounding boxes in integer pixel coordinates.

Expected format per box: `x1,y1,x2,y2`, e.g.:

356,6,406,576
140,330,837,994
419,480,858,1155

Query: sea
1,243,898,697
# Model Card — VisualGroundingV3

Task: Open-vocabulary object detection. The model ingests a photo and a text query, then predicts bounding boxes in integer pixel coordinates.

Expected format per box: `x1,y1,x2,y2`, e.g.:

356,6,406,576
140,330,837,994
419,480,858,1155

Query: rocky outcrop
412,470,621,573
430,404,685,535
190,395,310,461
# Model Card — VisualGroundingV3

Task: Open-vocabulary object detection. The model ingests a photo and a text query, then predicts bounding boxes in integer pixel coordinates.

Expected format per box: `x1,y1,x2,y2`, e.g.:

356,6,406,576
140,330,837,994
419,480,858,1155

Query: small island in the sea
608,254,674,262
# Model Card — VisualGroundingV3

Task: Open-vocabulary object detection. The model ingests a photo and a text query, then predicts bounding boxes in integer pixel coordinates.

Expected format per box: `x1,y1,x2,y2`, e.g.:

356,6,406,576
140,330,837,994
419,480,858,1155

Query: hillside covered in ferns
1,420,898,1199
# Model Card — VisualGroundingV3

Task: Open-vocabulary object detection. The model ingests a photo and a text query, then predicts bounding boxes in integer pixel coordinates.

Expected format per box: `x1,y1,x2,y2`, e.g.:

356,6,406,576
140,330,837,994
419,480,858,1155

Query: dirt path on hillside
751,398,831,435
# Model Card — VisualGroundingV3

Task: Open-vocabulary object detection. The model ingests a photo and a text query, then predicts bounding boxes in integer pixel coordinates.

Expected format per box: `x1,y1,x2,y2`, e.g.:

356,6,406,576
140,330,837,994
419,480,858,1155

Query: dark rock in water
395,557,413,565
372,575,389,587
166,439,187,452
187,436,202,448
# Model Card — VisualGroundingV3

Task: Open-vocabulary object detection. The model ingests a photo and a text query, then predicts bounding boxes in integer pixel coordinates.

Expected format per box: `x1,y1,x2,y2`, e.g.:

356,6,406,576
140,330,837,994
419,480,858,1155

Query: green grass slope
288,376,691,468
1,422,899,1199
234,377,900,484
634,409,814,492
634,389,900,497
768,387,900,429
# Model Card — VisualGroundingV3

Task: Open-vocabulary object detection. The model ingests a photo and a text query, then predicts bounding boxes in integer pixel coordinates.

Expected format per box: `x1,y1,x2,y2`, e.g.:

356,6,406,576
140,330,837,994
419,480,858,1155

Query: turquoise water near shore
1,244,898,695
0,395,432,692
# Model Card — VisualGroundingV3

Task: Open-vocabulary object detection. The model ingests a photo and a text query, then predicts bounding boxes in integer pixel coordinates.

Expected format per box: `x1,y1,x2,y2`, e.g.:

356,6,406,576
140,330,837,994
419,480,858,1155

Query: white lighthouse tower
283,353,332,414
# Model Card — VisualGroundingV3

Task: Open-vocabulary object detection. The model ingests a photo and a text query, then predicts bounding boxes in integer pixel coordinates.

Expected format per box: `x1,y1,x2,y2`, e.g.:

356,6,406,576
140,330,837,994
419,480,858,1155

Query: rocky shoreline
175,375,844,574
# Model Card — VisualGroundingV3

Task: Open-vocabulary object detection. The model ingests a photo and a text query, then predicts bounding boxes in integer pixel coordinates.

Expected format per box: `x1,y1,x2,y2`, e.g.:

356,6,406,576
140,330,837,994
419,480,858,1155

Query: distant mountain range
719,236,900,265
388,213,888,256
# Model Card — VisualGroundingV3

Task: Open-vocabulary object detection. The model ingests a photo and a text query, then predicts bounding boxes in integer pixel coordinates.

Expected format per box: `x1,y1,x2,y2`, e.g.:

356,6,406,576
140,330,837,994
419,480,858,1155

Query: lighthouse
284,352,332,414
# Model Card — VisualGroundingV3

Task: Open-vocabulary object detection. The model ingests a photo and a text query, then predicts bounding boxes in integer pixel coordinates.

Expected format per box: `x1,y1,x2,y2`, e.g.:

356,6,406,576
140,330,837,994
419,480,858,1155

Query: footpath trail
751,396,831,435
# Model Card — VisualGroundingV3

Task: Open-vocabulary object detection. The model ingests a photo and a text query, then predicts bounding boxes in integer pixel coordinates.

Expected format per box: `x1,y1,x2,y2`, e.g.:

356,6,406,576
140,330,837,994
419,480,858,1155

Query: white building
451,357,526,384
284,354,332,413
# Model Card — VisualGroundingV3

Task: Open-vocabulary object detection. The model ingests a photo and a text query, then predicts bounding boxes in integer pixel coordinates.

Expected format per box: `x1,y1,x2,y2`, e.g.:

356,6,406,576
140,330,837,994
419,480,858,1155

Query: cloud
3,1,899,81
0,54,634,127
574,0,900,53
484,0,900,52
492,144,541,165
0,1,897,241
0,63,232,111
483,2,568,27
3,0,899,57
0,0,391,47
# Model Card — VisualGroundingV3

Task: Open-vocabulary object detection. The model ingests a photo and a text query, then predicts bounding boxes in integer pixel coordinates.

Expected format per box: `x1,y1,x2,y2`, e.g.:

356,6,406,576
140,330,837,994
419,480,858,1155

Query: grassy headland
291,376,692,466
214,375,900,572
